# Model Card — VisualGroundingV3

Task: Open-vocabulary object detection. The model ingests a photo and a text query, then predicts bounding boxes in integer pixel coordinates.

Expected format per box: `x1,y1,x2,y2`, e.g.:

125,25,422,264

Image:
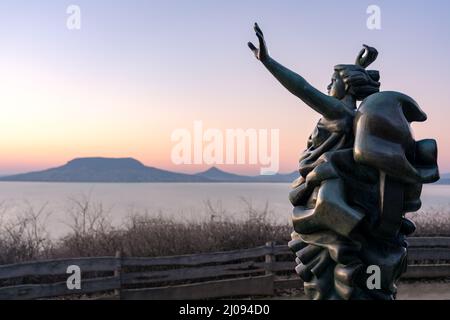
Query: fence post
115,250,122,299
264,241,276,275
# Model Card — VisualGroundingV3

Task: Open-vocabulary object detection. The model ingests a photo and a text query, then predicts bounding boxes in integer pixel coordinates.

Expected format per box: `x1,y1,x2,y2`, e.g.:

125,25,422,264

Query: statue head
327,45,380,101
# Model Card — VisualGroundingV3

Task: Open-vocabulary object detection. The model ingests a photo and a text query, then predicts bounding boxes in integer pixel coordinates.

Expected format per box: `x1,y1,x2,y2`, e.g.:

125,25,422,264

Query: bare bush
0,196,449,264
409,207,450,236
0,201,53,264
55,193,118,257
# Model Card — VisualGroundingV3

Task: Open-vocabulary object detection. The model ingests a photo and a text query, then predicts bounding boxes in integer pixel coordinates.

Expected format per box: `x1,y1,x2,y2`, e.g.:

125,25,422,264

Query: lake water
0,182,449,238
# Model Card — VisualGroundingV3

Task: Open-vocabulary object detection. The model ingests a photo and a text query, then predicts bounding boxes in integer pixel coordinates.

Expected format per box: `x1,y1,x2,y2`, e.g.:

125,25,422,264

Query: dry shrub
0,196,449,264
408,207,450,236
55,197,292,258
0,201,53,264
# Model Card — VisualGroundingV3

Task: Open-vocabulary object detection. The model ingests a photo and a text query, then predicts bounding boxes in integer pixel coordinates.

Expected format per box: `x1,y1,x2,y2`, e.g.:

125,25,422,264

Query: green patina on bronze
249,23,439,300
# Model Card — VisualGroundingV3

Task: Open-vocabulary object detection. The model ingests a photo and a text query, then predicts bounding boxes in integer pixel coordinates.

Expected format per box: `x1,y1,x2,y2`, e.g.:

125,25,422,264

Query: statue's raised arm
248,23,350,120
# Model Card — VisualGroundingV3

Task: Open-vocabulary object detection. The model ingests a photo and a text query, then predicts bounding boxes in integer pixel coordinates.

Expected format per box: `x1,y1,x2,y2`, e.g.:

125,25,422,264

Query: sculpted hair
334,64,381,101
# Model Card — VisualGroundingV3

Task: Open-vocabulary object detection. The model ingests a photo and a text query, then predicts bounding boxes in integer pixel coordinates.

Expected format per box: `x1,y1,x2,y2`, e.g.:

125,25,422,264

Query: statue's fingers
255,31,265,49
256,31,263,42
248,42,257,52
254,22,264,36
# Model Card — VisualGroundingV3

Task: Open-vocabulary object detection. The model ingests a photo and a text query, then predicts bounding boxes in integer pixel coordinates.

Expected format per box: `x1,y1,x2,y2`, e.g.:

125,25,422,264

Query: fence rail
0,237,449,300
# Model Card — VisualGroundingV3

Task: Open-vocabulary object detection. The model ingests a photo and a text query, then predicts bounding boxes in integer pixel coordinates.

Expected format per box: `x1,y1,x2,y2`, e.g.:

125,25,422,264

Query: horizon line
0,156,298,177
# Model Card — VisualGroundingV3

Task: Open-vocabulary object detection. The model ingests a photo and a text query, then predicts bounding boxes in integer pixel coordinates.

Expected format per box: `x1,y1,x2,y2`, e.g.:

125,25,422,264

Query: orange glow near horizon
0,59,448,175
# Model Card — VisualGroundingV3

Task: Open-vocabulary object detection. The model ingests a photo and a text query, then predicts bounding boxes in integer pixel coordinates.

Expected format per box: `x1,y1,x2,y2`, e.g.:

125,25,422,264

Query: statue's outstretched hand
248,23,268,62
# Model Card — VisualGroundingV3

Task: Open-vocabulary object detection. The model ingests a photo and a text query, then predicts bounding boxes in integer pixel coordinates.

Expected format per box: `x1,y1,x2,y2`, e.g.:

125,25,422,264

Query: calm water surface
0,182,448,238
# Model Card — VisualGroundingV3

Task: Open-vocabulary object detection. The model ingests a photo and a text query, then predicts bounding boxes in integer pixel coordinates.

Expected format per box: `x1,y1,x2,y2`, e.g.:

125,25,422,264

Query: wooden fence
0,237,449,300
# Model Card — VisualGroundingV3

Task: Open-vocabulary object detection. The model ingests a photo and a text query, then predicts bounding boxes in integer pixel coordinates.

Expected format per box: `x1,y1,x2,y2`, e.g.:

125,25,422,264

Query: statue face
327,71,346,99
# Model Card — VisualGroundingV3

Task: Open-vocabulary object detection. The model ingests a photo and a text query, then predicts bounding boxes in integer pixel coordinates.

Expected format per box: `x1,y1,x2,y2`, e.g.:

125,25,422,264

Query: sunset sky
1,0,449,175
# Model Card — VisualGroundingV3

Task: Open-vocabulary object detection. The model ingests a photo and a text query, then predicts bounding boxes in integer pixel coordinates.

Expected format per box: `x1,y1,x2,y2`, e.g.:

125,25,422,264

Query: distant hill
0,158,298,183
0,158,209,183
1,157,447,184
196,167,299,183
196,167,253,182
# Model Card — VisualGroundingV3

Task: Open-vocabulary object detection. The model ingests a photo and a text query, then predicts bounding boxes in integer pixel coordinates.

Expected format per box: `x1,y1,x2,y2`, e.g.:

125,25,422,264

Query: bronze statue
248,23,439,300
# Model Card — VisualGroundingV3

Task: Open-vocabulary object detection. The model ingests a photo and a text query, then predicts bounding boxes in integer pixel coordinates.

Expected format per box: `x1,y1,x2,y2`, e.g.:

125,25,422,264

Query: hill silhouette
0,157,299,183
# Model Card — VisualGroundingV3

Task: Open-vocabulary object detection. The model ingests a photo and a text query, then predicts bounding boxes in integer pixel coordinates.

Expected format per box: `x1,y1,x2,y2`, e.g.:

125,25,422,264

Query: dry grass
0,197,292,264
0,201,54,264
0,196,449,265
408,208,450,237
